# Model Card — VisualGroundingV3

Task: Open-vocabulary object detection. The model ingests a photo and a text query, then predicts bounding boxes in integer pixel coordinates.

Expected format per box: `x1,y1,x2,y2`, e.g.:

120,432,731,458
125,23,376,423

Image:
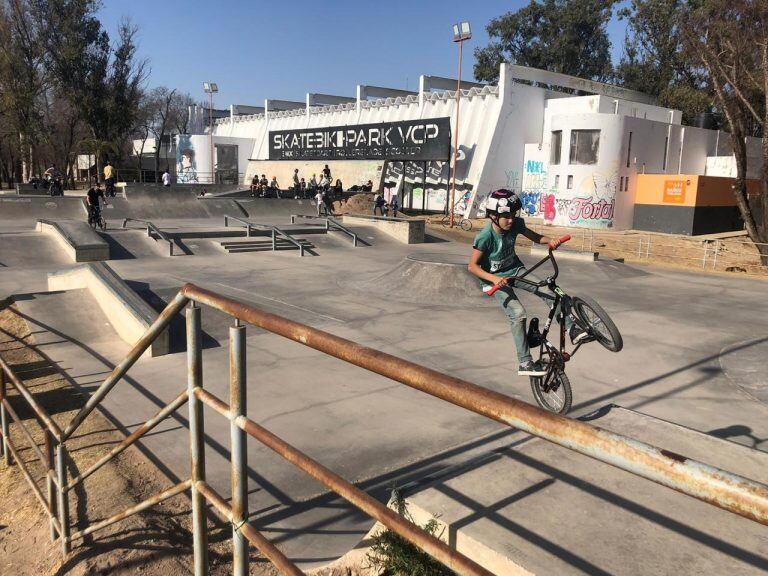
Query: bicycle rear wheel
530,369,572,414
99,217,107,231
572,296,623,352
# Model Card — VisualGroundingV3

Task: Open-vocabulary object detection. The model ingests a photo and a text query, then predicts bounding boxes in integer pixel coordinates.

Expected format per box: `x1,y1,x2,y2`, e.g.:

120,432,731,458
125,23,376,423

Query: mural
176,135,199,184
517,148,618,228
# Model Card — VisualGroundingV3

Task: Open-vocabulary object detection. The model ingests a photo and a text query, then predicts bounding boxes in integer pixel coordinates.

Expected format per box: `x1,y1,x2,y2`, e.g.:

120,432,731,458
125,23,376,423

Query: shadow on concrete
708,424,767,450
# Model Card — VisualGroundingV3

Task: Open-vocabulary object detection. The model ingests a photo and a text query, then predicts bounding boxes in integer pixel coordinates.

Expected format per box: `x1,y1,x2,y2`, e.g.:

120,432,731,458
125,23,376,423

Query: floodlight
453,21,471,42
203,82,219,93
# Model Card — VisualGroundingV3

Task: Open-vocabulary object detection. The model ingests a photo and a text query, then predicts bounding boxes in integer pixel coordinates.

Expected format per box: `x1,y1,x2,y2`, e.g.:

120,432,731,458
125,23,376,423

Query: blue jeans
492,270,573,364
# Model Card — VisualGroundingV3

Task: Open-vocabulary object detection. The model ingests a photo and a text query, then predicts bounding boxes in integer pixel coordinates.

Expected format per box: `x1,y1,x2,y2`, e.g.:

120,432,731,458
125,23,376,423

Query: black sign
268,117,451,161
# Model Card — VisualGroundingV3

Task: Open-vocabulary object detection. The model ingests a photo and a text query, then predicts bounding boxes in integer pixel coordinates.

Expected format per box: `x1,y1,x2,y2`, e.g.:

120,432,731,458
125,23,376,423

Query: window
569,129,600,165
626,132,633,168
550,131,562,165
554,175,560,189
567,175,573,189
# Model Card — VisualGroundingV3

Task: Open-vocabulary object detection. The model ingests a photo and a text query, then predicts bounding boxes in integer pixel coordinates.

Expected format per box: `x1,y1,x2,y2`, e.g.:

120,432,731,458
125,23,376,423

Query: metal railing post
56,444,70,555
0,369,10,465
230,322,248,575
45,430,58,540
187,303,209,575
271,229,276,251
290,215,295,224
224,216,229,228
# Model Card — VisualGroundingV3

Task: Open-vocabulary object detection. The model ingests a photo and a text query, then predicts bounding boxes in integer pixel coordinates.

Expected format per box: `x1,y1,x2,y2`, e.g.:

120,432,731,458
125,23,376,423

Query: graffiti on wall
176,135,198,183
548,168,618,228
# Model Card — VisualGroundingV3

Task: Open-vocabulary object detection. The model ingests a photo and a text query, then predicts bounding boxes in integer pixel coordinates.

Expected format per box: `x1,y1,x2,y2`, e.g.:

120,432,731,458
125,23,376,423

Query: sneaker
569,325,590,345
518,360,547,376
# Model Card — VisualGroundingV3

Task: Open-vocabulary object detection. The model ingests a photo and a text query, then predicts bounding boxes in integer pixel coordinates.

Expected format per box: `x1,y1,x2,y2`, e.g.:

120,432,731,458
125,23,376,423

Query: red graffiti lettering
568,197,614,222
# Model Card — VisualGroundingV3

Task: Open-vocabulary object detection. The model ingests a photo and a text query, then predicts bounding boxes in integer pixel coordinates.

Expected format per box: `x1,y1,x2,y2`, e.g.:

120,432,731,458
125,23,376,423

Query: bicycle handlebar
484,234,571,296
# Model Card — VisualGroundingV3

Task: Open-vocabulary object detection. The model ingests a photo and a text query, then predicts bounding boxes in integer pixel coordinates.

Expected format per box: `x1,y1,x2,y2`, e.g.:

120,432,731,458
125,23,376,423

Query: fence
1,283,768,575
521,223,768,276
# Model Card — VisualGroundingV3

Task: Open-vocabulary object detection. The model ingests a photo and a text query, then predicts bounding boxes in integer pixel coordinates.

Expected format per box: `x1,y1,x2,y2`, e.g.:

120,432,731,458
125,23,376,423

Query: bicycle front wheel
459,218,472,232
530,369,572,414
572,296,623,352
440,214,451,227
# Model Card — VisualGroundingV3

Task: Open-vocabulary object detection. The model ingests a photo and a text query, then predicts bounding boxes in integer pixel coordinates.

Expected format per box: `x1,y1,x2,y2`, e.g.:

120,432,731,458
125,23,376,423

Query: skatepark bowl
1,282,767,576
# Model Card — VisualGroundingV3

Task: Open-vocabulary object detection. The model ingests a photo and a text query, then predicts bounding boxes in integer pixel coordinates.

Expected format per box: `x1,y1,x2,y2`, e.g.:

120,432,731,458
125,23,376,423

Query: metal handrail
121,218,174,256
2,281,768,575
290,214,358,246
224,215,306,256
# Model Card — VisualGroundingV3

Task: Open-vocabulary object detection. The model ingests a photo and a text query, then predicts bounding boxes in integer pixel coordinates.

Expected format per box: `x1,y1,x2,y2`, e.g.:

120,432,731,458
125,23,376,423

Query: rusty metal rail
2,281,768,576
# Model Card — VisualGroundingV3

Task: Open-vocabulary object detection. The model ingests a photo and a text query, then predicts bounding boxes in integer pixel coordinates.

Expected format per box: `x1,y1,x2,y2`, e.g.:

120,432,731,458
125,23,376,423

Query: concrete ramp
349,252,494,307
0,196,86,224
105,188,248,220
396,405,768,575
48,262,169,357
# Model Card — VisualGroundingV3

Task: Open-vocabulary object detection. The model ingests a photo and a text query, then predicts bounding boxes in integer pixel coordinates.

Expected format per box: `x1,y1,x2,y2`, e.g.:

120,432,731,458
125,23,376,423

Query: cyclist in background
86,181,108,226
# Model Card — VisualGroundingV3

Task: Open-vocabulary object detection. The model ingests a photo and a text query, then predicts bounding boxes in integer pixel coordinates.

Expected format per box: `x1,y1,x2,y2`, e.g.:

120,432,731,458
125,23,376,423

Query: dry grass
0,303,285,575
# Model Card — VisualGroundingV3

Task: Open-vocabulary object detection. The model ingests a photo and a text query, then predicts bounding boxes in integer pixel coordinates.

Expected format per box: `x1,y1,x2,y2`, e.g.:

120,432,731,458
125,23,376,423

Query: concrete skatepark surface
1,191,767,572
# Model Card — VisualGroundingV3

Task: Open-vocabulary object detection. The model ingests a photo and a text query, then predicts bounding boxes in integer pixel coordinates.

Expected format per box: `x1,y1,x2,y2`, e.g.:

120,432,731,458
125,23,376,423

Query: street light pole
450,22,471,228
203,82,219,185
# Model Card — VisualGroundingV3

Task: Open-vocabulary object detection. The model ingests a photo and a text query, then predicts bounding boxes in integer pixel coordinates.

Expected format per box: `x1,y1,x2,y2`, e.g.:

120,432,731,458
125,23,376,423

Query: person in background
259,174,268,194
292,168,300,193
390,194,400,217
315,187,325,216
309,174,318,193
322,164,331,182
162,168,171,187
373,191,386,216
361,180,373,192
334,179,343,196
250,174,259,195
103,161,116,196
299,178,307,198
319,173,330,191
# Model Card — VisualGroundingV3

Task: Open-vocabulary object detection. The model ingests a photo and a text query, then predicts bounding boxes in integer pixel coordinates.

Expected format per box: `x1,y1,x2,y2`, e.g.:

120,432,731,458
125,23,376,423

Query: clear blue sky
98,0,630,106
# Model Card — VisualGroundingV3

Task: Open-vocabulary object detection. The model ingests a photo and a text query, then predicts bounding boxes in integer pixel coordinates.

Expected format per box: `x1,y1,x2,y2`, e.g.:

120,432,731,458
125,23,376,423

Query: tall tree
681,0,768,262
474,0,616,84
616,0,712,123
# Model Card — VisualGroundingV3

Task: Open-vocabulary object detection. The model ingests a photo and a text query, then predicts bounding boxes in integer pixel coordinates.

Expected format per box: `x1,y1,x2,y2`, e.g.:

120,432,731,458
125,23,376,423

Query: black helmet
485,188,522,217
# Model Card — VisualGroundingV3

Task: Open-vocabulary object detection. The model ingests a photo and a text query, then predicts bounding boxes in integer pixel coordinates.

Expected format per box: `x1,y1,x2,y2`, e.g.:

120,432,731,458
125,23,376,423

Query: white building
197,63,760,231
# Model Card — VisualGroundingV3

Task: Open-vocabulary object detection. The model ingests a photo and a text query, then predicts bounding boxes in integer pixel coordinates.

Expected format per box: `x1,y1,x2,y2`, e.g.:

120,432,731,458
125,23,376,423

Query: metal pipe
230,324,248,575
271,228,276,251
195,387,231,418
68,480,191,542
1,397,49,473
0,369,10,464
181,283,768,525
56,444,70,555
62,292,189,441
196,481,304,576
187,303,208,575
4,435,56,522
67,390,189,490
45,430,57,541
0,358,62,441
236,413,492,575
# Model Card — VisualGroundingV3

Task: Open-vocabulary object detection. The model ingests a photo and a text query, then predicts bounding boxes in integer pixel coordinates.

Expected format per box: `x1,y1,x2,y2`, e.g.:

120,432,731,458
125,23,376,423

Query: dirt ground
0,304,289,575
423,215,768,278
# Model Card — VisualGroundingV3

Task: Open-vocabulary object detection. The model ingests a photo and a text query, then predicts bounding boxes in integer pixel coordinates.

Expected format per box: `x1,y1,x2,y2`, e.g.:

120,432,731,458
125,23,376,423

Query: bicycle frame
490,240,593,383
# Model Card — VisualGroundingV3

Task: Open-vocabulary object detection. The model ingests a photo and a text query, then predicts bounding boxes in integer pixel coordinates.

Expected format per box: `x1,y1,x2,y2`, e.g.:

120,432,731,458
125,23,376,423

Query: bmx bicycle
486,235,623,414
441,212,472,231
88,205,107,231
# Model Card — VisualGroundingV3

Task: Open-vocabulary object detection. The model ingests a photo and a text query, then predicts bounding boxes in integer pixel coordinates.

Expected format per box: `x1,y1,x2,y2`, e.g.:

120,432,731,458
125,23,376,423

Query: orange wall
636,174,761,207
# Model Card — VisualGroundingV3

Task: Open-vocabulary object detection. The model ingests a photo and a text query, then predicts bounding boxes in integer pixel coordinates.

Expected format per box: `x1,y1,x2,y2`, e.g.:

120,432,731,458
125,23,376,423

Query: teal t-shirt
472,219,526,285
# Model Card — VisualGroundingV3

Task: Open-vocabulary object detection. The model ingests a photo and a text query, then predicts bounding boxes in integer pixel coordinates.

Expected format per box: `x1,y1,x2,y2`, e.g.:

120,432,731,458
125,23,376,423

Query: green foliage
366,490,455,576
473,0,616,84
615,0,712,124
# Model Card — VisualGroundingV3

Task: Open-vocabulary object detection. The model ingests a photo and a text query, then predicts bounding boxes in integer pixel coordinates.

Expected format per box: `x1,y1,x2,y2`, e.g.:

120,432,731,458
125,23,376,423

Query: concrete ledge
48,262,169,357
530,245,598,262
37,219,109,262
343,214,425,244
